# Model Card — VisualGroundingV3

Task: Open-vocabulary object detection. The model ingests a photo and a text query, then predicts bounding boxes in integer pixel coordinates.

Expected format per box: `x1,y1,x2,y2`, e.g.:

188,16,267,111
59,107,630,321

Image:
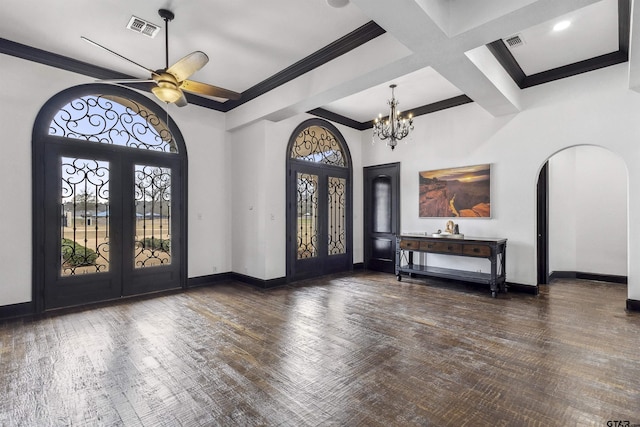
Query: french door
41,141,183,310
288,162,351,280
286,119,353,282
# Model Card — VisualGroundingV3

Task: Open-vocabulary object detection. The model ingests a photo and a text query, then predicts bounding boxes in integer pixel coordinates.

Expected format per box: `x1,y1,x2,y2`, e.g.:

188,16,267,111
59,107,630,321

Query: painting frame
418,164,491,218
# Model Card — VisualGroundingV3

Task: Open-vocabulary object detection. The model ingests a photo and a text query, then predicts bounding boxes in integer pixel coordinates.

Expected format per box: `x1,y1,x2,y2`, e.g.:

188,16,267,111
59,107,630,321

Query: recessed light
553,20,571,32
327,0,349,8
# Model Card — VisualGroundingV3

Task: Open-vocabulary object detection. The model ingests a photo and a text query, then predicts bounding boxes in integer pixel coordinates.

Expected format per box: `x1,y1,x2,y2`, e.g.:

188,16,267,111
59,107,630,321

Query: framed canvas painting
418,164,491,218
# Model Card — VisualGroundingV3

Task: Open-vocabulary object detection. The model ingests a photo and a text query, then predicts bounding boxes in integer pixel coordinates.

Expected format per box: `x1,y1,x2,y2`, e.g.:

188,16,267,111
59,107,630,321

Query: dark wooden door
537,161,549,284
364,163,400,273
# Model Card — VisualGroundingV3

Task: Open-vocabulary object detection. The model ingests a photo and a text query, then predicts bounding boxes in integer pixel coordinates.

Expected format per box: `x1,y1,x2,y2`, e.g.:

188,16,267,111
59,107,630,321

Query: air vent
503,34,525,48
126,16,161,38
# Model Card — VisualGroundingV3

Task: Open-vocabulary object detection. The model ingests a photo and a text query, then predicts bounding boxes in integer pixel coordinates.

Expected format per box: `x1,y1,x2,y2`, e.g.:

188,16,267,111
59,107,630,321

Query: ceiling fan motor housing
158,9,174,21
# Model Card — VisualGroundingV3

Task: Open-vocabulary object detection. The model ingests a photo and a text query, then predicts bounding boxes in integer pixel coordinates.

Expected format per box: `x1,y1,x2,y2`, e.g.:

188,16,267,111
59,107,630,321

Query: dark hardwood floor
1,272,638,426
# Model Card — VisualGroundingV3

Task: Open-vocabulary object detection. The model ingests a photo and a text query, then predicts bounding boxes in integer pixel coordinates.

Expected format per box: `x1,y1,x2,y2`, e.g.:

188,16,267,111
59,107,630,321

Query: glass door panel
373,176,392,234
60,157,110,276
297,173,318,260
134,165,172,268
328,176,346,256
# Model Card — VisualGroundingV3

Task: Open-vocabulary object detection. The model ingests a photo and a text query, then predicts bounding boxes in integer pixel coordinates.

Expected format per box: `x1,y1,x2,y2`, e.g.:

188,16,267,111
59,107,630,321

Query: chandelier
372,84,414,150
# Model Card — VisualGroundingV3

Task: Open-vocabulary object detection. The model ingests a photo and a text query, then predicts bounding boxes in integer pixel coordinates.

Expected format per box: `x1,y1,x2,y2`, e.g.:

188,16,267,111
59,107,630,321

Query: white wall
361,62,640,302
548,149,577,272
230,121,268,278
0,55,230,306
549,146,627,276
170,102,232,278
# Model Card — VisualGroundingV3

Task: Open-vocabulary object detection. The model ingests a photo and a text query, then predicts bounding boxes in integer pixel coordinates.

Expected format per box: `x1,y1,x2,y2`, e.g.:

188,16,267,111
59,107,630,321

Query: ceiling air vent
503,34,525,49
126,16,161,38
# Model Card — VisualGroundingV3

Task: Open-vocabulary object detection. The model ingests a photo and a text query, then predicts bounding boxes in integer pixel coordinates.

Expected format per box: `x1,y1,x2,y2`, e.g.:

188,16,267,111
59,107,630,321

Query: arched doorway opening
32,84,188,311
537,145,628,286
286,119,353,281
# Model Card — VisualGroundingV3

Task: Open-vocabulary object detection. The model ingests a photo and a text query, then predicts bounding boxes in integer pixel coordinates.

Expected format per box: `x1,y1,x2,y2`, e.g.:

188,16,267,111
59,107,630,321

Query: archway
537,145,628,286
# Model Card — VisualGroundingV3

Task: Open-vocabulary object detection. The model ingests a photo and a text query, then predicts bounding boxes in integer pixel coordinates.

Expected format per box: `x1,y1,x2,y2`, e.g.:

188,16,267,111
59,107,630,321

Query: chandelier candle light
373,84,414,150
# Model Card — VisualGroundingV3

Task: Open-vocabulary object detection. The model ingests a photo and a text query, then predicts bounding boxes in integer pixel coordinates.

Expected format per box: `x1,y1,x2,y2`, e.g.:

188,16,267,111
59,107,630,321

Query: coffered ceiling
0,0,634,130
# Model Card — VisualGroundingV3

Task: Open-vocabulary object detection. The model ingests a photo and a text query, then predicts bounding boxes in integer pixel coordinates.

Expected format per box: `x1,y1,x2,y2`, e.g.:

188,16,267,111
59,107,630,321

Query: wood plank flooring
1,272,639,426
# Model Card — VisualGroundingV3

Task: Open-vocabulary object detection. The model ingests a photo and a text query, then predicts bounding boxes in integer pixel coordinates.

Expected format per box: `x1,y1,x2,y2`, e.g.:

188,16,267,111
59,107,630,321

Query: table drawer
420,241,462,254
462,244,491,257
399,239,422,250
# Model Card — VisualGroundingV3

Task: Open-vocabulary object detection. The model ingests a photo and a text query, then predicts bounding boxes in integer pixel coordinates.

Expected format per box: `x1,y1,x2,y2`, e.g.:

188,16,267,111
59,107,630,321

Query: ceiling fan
82,8,240,107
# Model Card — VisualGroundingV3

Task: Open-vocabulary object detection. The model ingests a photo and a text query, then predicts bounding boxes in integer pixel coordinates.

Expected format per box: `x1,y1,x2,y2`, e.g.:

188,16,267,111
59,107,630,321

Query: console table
395,235,507,297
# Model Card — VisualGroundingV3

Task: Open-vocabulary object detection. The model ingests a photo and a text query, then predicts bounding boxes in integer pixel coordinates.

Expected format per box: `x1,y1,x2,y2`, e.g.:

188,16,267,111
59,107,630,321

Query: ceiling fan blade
167,51,209,82
180,80,241,101
81,36,157,76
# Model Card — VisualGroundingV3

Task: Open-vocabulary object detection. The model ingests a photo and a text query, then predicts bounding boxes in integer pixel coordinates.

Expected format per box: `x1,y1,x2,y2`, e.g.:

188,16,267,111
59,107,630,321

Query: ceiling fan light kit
327,0,350,8
152,84,182,103
82,8,240,107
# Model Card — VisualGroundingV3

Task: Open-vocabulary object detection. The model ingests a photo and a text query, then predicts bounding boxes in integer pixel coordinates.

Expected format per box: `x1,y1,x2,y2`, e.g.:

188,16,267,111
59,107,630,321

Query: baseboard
231,273,287,289
550,271,627,284
549,271,576,280
0,301,35,320
353,262,364,270
626,299,640,312
506,282,539,295
189,272,288,290
187,272,234,288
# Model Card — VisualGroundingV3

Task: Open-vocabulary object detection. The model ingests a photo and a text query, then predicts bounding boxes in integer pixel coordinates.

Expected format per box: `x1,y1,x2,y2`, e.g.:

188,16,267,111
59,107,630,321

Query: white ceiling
0,0,628,128
506,0,619,76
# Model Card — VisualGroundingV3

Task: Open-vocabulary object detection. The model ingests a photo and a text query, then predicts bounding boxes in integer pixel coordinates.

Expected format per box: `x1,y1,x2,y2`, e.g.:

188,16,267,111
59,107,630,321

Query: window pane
61,157,110,276
50,95,177,153
290,125,345,167
373,176,392,233
297,173,318,259
134,165,172,268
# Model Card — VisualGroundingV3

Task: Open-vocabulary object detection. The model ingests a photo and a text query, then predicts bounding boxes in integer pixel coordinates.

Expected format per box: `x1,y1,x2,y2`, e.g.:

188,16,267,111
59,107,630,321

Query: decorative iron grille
328,177,347,255
297,173,318,259
291,125,345,166
49,95,177,153
60,157,110,276
134,165,172,268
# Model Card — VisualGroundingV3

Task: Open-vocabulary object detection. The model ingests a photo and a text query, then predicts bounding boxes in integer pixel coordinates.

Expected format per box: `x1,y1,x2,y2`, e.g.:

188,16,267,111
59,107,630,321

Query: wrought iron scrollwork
60,157,110,276
328,177,346,255
134,165,172,268
297,173,318,259
291,125,345,166
49,95,177,153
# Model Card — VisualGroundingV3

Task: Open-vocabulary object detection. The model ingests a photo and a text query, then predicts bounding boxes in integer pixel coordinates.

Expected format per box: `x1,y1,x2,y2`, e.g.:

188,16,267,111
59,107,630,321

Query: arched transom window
290,125,346,167
49,94,178,153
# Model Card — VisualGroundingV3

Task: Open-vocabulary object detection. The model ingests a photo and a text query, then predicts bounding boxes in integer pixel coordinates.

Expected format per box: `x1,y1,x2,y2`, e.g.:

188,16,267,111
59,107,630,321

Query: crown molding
220,21,386,112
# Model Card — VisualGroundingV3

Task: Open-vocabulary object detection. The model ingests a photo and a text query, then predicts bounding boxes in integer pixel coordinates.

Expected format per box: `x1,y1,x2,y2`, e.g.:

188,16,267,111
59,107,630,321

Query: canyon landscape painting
419,164,491,218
